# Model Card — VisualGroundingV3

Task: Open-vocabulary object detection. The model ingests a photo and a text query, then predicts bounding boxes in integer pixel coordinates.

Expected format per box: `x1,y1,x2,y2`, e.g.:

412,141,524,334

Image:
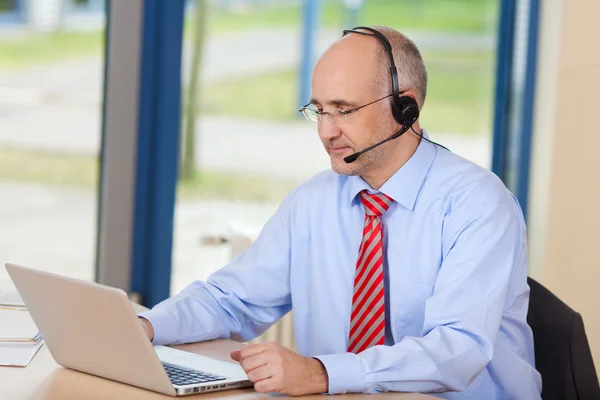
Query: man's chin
331,159,361,176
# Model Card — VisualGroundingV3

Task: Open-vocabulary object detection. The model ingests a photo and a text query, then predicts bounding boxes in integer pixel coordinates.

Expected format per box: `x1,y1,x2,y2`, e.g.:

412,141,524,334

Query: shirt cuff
138,308,179,345
314,352,366,394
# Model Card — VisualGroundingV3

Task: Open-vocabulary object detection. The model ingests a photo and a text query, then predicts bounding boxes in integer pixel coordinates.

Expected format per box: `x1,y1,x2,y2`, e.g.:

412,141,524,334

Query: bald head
311,31,383,109
314,26,427,109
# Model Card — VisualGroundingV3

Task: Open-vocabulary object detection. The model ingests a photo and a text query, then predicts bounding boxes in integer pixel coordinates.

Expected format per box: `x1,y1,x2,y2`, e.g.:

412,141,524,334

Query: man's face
310,35,395,176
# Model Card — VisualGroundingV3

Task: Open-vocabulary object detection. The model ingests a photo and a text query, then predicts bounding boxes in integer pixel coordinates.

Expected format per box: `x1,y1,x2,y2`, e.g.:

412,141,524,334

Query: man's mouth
328,146,351,155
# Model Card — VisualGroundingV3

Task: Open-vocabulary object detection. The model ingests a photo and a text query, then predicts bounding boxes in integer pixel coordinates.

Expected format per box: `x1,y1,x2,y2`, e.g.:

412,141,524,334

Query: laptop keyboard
162,362,227,386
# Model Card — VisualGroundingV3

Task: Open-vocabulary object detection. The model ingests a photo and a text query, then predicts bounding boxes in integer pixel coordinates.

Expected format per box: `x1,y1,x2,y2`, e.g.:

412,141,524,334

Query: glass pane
0,2,106,284
0,1,16,13
171,0,498,294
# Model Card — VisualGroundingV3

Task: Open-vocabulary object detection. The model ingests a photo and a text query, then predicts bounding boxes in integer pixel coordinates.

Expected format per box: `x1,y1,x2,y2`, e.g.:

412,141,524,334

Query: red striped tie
348,190,393,354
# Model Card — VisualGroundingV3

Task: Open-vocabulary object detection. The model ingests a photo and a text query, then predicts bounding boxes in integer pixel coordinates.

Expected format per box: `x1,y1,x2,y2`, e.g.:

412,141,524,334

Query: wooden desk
0,339,437,399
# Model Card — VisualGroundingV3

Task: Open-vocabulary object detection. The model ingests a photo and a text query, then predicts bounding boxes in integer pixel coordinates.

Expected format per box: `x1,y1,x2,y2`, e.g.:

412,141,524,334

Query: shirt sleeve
315,205,523,394
138,189,299,346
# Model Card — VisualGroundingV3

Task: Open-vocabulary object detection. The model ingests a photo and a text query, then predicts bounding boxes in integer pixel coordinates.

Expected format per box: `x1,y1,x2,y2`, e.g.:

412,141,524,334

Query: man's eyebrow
309,98,357,107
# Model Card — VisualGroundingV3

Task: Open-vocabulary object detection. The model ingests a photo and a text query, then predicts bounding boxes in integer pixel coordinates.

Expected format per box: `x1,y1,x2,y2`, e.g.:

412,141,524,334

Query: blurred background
0,0,597,371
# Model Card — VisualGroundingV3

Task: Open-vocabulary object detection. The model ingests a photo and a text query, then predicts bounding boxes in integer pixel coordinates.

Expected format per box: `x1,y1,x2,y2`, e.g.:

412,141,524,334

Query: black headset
342,26,420,127
341,26,450,159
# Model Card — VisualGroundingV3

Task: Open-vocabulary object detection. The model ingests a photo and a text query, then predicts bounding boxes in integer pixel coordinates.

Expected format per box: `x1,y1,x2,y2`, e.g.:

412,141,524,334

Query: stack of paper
0,283,44,367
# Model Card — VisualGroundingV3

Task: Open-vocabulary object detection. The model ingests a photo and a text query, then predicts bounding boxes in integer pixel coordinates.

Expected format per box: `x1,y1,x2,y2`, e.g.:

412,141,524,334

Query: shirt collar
345,130,437,211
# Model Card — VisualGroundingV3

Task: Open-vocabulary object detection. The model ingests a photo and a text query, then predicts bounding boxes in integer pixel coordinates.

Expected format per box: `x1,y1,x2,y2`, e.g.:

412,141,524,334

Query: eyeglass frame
298,91,406,125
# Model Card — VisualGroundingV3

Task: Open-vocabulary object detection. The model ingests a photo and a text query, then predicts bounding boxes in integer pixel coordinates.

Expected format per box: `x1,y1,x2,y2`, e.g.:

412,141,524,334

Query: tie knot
360,191,393,217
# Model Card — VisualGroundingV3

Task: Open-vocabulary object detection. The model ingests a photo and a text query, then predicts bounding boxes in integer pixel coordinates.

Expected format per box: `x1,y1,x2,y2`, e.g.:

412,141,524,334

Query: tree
181,0,209,181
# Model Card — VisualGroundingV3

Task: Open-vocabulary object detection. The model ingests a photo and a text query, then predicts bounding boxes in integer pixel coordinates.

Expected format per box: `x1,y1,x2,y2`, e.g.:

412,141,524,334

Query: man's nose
318,118,343,141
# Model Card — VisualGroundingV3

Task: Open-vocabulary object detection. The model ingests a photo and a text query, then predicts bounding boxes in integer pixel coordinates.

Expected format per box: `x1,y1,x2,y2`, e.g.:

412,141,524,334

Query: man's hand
139,317,154,341
230,341,328,396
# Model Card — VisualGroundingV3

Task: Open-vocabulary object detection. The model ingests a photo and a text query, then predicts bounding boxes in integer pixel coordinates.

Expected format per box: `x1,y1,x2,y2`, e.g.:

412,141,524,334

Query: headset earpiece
395,95,419,125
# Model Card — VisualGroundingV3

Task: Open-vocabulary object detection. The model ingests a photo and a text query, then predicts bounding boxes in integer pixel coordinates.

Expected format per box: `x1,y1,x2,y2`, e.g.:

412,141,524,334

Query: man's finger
230,350,241,362
254,377,278,394
238,342,271,360
240,353,269,373
247,365,274,383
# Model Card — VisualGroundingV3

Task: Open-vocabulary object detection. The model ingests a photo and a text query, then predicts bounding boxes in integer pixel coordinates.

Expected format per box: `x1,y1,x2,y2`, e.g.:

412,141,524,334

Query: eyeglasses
298,92,402,125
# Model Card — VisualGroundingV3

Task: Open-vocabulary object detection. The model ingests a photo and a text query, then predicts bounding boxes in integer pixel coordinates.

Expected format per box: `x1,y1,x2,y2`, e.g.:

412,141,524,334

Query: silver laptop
5,263,252,396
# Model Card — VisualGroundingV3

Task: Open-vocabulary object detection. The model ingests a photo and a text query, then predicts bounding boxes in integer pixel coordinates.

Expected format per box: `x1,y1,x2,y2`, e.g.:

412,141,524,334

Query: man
139,26,542,399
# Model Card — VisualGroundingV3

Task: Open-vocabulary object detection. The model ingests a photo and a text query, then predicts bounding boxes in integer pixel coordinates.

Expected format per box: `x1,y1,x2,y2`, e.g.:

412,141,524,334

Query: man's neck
360,125,421,190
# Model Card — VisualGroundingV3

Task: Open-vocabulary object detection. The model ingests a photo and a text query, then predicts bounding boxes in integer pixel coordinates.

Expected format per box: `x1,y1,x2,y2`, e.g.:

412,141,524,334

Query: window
0,3,105,282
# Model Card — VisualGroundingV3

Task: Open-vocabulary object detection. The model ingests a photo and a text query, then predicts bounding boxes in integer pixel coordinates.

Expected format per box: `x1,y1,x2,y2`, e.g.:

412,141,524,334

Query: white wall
529,0,600,368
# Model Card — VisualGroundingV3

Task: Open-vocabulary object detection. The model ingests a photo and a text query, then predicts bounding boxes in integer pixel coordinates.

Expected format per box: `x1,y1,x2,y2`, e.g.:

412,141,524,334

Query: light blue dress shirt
140,134,542,399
